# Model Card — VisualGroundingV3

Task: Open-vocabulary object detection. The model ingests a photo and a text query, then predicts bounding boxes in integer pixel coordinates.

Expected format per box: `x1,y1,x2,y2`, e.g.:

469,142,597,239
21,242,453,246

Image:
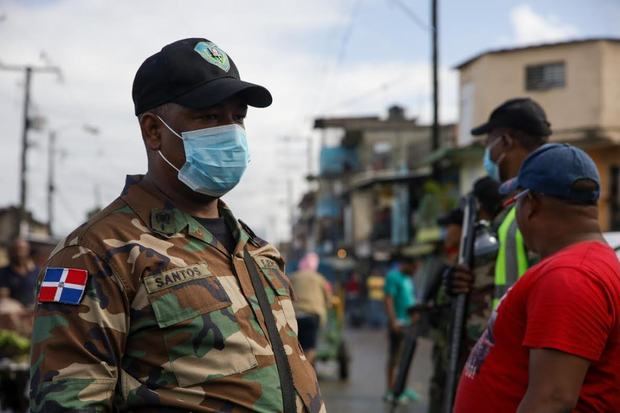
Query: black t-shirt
194,217,236,254
0,265,40,306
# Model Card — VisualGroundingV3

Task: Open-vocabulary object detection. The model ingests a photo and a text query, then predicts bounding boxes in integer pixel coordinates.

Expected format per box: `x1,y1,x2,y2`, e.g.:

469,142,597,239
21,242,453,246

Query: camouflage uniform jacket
29,175,325,413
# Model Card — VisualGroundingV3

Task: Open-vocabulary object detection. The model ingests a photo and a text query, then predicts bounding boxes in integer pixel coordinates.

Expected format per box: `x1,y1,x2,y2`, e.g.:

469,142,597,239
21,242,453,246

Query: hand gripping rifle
442,193,477,413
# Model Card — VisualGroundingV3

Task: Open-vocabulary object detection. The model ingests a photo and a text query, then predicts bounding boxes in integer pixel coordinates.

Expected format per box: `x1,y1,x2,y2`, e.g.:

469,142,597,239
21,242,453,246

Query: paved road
317,328,433,413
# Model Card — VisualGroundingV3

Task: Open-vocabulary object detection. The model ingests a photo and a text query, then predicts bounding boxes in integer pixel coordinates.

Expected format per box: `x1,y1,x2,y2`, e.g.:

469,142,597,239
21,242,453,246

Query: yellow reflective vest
493,206,529,309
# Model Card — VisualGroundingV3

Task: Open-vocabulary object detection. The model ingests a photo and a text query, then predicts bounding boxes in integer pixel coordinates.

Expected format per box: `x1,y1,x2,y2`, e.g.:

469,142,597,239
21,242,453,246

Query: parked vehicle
603,232,620,258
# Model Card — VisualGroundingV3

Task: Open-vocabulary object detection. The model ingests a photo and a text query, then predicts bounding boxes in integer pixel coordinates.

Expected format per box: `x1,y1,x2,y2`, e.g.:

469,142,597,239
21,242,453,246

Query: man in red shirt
454,143,620,412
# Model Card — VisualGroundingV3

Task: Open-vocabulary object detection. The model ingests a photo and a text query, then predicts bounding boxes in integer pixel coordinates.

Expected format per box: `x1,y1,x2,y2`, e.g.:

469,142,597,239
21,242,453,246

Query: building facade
456,38,620,230
297,105,457,277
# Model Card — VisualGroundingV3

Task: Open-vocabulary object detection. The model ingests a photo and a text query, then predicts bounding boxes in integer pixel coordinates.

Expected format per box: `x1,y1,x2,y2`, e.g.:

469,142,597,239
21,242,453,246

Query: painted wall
458,40,620,145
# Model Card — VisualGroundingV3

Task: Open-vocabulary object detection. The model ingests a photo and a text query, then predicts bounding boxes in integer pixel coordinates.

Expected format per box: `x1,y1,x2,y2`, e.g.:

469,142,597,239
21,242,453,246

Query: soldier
427,178,501,413
29,38,325,413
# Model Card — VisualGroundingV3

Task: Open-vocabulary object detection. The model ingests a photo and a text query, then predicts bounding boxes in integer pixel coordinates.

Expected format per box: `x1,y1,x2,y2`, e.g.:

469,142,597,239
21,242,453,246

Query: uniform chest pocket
254,256,299,336
143,265,258,387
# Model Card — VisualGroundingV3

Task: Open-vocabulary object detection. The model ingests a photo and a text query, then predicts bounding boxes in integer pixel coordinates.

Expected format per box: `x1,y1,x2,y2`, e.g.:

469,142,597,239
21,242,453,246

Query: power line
314,0,364,116
334,0,363,68
390,0,433,32
323,73,410,112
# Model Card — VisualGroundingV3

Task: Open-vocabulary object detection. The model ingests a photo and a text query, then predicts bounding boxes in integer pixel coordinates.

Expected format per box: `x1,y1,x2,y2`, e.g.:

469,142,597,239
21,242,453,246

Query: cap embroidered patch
194,41,230,72
38,267,88,305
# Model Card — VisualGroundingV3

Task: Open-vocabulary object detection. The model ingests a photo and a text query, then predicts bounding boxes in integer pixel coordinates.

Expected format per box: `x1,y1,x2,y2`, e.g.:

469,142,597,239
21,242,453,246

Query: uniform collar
120,175,250,254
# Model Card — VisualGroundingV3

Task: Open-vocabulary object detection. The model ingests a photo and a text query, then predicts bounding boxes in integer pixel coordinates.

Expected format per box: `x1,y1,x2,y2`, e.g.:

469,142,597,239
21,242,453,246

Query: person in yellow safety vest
451,97,552,299
491,207,529,308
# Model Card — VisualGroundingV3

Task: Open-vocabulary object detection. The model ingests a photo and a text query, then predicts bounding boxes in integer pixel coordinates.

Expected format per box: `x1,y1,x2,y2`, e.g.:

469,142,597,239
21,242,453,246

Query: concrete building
456,38,620,230
307,105,457,269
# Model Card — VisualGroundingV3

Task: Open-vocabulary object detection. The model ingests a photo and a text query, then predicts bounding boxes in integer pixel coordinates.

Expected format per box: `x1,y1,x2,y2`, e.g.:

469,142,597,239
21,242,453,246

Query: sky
0,0,619,242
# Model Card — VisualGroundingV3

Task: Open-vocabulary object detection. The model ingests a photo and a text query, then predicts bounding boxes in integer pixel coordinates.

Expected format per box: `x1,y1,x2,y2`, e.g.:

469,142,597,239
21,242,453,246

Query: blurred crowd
0,238,39,412
0,238,38,342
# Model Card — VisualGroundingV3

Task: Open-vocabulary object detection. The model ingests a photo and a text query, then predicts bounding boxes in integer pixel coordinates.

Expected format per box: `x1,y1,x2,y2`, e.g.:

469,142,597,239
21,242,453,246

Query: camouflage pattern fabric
428,283,451,413
427,262,493,413
463,262,494,355
29,175,325,413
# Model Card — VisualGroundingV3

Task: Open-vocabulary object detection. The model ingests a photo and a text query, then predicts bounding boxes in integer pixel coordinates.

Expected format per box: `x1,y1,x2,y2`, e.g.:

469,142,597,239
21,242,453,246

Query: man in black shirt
0,238,39,307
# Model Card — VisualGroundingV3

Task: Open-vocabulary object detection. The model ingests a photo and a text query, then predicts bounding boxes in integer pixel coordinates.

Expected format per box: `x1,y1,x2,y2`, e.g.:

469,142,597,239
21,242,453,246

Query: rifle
442,194,477,413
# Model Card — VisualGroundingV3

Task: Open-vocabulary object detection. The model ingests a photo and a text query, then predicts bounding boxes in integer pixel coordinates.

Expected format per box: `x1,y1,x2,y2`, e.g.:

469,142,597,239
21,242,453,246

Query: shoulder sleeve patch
38,267,89,305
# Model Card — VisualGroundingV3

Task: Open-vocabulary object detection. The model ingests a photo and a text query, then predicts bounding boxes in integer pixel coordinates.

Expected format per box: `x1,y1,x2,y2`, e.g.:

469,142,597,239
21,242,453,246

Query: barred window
525,62,565,91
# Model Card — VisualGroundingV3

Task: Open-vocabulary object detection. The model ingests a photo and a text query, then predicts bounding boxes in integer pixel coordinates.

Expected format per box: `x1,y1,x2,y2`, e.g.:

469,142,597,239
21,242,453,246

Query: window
371,141,392,170
525,62,565,91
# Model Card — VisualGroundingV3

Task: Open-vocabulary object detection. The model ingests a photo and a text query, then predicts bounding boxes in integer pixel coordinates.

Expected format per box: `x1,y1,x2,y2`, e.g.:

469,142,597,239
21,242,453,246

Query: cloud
510,4,579,45
0,0,458,242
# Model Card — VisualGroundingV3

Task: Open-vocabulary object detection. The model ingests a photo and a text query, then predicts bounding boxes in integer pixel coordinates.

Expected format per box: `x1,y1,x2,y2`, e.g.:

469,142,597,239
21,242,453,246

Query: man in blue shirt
384,257,419,403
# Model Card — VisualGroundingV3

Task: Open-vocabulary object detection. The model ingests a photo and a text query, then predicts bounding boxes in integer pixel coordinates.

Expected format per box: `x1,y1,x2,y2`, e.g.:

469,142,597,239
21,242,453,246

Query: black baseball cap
473,176,502,214
471,97,552,137
132,38,272,115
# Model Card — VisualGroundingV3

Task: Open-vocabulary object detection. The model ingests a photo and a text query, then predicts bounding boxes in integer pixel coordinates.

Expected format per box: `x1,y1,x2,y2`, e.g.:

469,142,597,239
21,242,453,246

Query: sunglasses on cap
502,188,530,208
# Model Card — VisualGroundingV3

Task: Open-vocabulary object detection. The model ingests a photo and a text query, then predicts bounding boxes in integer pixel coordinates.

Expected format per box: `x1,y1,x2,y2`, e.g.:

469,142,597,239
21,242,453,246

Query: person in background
473,176,503,223
0,238,39,307
455,144,620,412
425,209,462,412
290,252,332,367
460,177,503,355
384,256,419,404
426,176,503,413
344,271,363,327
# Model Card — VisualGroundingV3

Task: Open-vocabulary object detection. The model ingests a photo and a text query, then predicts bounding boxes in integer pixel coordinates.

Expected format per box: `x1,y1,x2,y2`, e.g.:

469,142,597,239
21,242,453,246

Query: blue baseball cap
499,143,600,203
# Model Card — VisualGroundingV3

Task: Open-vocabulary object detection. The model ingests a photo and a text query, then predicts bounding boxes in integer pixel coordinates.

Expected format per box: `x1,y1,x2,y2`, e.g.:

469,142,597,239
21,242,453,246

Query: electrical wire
313,0,364,116
389,0,433,32
322,72,411,112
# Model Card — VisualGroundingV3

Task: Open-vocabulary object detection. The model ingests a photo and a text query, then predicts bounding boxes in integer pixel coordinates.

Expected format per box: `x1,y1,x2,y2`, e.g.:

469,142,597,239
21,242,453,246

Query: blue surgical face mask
483,138,504,182
156,116,250,197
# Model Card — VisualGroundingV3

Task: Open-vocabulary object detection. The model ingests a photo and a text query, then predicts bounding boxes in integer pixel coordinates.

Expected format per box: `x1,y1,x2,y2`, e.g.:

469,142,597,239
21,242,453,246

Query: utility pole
20,67,32,231
46,124,98,235
431,0,440,176
391,0,440,174
0,61,61,235
47,130,56,235
287,178,294,242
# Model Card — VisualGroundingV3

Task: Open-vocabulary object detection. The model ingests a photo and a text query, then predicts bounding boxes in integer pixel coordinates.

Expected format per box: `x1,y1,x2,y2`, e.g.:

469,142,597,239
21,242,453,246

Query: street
317,328,433,413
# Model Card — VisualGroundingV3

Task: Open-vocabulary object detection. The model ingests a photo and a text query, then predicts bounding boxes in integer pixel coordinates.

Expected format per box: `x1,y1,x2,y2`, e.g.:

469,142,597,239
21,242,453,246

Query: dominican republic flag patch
38,267,89,305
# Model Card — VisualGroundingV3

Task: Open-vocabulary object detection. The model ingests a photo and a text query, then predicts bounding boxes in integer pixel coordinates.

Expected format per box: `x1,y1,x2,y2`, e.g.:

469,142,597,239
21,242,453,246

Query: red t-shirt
454,241,620,412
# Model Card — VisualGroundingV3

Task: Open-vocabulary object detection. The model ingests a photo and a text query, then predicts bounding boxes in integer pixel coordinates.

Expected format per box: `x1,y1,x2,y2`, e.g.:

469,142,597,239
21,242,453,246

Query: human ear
139,113,162,151
139,113,163,151
525,193,541,220
500,133,514,150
